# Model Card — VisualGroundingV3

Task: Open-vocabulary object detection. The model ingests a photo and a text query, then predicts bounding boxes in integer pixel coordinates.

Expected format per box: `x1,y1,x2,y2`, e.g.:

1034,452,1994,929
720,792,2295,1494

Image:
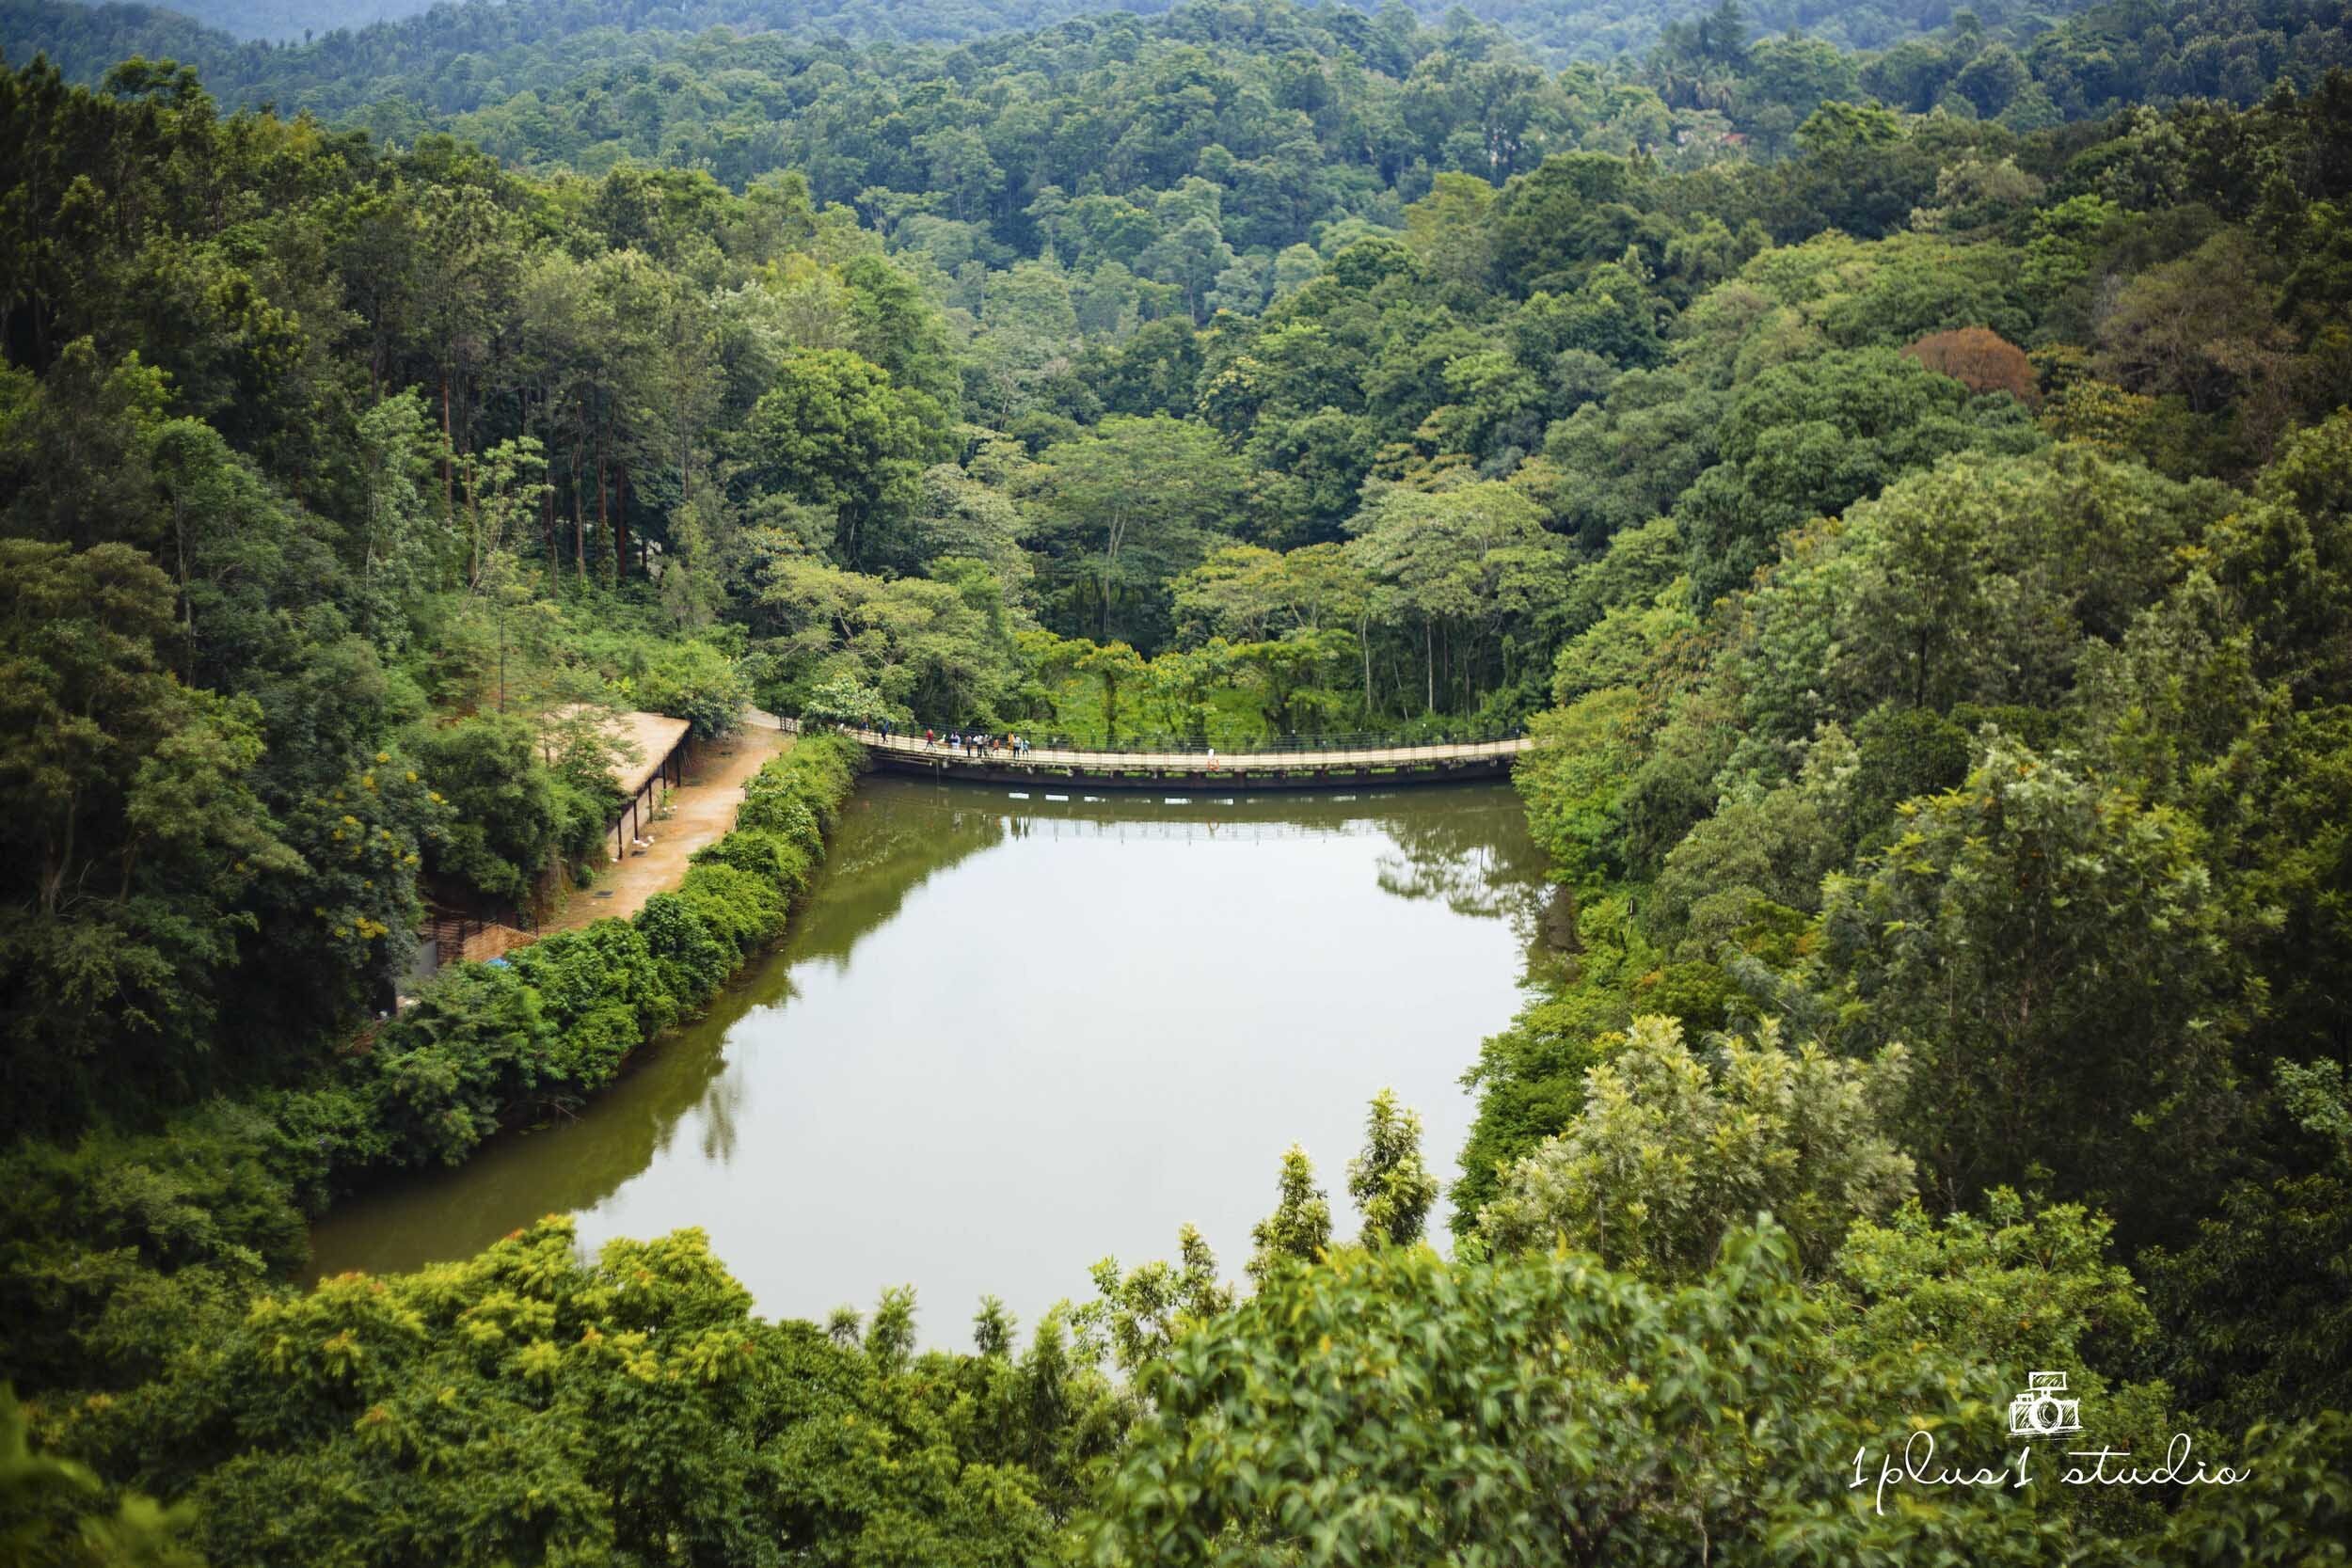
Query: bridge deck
829,727,1535,791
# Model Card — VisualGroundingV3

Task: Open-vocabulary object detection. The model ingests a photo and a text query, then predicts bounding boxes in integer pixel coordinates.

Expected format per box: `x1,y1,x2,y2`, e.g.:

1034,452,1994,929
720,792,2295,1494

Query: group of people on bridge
859,721,1229,769
945,727,1030,760
886,722,1033,761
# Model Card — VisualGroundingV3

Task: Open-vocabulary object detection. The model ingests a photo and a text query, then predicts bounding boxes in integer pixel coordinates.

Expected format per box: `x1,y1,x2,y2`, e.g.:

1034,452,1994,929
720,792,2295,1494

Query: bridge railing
817,722,1533,770
804,721,1532,756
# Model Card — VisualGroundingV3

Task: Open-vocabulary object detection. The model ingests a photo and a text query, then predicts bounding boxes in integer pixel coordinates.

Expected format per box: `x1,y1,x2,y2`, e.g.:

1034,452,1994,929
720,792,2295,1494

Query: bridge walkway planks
823,727,1536,791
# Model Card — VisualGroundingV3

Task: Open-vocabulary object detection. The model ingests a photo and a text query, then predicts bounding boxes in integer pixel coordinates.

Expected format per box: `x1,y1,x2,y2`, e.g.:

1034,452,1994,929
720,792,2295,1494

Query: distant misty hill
11,0,2074,61
154,0,433,41
17,0,1183,46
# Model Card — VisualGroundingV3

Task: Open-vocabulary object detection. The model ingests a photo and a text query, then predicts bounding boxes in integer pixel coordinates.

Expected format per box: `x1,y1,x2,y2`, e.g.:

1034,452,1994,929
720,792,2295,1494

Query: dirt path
543,718,791,932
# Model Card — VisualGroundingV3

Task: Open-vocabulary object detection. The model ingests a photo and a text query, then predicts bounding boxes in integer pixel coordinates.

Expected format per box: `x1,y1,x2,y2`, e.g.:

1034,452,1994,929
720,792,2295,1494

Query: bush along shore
0,733,867,1397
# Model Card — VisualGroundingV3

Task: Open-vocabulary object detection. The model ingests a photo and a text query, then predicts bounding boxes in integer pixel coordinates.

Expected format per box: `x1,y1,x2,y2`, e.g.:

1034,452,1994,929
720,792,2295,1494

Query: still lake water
310,777,1549,1341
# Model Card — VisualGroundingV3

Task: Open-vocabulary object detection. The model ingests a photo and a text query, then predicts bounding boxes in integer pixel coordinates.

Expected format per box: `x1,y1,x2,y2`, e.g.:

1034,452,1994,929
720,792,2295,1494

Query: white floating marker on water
1164,798,1191,805
1045,794,1069,802
1007,792,1029,800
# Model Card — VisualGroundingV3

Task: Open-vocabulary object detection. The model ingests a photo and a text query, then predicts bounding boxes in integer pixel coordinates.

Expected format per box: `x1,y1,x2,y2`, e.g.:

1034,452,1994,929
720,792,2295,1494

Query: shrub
367,962,555,1166
549,773,619,866
675,862,789,960
738,788,822,856
634,891,734,1010
506,920,675,1042
691,827,812,899
739,735,862,847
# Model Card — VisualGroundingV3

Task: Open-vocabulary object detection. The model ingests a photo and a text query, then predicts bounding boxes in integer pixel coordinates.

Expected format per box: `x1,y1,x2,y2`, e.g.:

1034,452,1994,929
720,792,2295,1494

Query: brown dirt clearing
542,719,791,932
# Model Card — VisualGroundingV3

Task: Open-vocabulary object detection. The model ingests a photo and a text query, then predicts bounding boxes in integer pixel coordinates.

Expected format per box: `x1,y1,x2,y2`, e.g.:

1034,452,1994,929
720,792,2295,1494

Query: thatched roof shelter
544,705,692,799
604,710,692,799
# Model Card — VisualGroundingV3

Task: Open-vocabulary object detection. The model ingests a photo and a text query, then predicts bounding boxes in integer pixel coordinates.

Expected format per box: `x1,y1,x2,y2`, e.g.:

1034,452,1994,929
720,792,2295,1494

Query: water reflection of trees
584,793,1013,1194
1367,798,1550,943
933,777,1554,956
313,779,1547,1280
818,779,1553,960
308,973,755,1279
785,784,1009,967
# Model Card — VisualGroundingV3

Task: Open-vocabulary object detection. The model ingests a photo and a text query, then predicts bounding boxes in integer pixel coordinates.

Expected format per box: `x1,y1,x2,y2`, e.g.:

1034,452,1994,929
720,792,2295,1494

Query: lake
309,776,1549,1343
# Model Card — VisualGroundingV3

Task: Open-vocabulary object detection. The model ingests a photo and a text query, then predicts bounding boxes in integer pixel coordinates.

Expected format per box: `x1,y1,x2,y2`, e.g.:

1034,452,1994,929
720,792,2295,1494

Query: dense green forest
6,0,2352,1556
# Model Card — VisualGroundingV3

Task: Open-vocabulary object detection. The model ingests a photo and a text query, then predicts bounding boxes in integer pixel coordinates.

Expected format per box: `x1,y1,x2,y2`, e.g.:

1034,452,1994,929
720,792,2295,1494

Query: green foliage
1676,345,2045,609
0,1103,308,1392
1821,737,2248,1240
1517,691,1642,886
37,1222,1074,1568
1246,1145,1331,1288
0,540,304,1134
1823,1191,2185,1537
1025,415,1253,652
405,714,563,907
1345,1087,1440,1251
1089,1222,2086,1567
798,673,898,730
1448,963,1636,1232
0,1386,199,1568
2142,1059,2352,1431
630,639,751,738
1070,1226,1234,1380
742,348,946,569
1477,1015,1915,1277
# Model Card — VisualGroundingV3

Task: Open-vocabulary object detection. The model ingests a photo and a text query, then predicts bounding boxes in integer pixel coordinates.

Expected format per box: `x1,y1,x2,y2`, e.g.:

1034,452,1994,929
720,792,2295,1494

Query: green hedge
280,734,866,1180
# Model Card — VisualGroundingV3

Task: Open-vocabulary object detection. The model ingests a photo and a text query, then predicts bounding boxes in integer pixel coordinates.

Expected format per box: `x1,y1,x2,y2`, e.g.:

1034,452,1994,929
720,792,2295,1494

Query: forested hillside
16,0,2128,55
27,0,1186,45
22,0,2345,132
5,0,2352,1557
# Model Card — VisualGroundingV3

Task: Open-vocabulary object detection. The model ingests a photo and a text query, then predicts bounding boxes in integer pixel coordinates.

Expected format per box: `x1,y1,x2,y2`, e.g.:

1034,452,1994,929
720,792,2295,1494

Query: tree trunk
613,463,630,581
597,451,611,589
1424,615,1435,715
174,496,194,665
572,445,587,585
532,390,555,566
542,442,557,567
